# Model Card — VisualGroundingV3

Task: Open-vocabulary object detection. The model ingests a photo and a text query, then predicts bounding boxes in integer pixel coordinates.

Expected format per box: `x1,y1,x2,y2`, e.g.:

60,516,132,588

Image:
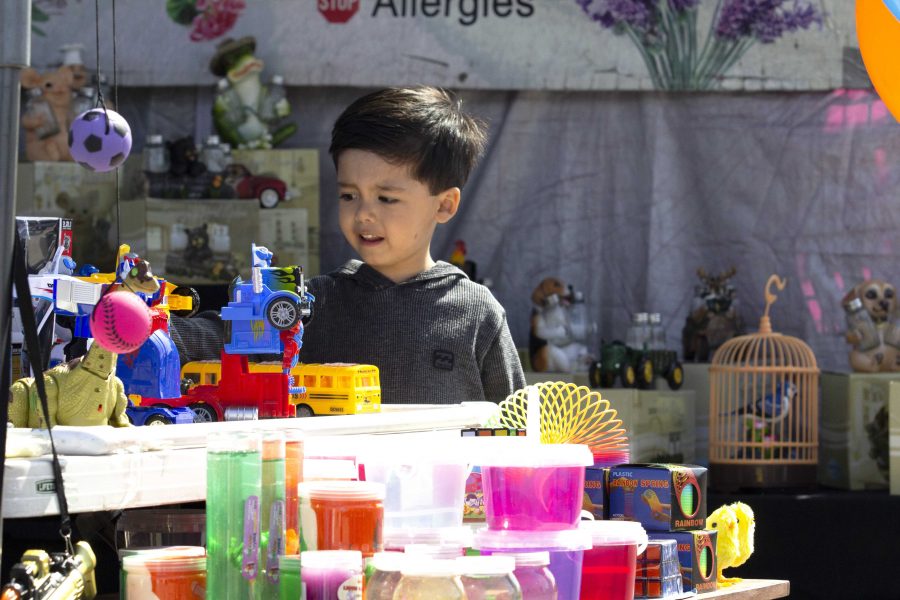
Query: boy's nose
355,202,377,223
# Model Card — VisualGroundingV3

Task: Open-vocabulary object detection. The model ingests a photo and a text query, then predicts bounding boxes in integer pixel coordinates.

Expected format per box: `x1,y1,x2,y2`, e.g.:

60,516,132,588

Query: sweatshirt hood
335,259,468,291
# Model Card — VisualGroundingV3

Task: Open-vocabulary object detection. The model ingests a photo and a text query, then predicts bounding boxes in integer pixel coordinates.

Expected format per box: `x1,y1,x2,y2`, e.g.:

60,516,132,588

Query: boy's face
337,149,459,283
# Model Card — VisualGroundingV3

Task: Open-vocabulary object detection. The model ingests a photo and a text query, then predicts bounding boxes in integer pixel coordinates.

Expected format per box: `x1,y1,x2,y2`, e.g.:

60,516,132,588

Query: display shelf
523,371,696,463
699,579,789,599
1,402,496,519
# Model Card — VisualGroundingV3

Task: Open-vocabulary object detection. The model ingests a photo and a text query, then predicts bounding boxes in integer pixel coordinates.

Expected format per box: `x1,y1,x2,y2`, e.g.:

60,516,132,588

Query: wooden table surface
699,579,790,599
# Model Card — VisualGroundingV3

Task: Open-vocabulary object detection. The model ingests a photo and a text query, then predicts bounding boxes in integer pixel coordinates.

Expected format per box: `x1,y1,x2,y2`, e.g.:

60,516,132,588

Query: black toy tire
666,362,685,390
170,286,201,318
636,356,655,389
144,414,171,426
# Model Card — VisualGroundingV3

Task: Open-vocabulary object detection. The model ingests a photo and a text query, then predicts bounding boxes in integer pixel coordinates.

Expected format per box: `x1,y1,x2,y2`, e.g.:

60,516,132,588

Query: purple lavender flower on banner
669,0,701,11
575,0,823,89
577,0,660,32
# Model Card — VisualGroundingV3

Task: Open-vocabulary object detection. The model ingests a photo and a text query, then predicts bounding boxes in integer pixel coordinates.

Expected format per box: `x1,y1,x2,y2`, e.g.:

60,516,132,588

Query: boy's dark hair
330,86,487,194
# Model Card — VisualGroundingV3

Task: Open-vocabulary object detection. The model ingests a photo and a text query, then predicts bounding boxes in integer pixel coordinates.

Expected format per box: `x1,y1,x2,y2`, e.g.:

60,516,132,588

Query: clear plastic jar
457,555,522,600
392,558,465,600
504,552,557,600
365,552,405,600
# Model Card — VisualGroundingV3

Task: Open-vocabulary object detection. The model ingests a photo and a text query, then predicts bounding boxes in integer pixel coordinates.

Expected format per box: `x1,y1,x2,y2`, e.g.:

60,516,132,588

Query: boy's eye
378,196,399,204
339,193,356,201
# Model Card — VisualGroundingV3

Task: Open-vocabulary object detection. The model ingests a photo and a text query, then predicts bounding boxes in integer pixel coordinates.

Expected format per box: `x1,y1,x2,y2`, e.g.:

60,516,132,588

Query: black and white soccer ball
68,108,133,172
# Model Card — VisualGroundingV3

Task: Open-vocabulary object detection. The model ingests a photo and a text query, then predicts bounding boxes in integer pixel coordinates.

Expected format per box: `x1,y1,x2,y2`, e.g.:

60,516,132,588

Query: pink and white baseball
90,292,152,354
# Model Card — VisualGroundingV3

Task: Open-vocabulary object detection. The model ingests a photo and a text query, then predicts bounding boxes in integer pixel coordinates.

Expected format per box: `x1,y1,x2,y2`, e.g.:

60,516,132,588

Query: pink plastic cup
476,442,593,531
579,520,648,600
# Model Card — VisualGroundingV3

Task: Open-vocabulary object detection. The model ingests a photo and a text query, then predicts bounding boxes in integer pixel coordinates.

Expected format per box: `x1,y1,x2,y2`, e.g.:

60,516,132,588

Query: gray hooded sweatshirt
299,259,525,404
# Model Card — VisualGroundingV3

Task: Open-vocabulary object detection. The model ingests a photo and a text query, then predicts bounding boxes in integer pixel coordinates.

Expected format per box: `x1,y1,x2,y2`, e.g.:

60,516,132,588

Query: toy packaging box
460,428,525,522
583,466,608,520
819,371,900,490
648,530,718,593
12,217,74,379
607,464,707,532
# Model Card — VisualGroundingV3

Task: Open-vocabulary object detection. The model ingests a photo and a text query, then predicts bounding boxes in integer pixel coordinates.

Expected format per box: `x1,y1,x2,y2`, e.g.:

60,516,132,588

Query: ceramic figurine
842,278,900,372
210,36,297,149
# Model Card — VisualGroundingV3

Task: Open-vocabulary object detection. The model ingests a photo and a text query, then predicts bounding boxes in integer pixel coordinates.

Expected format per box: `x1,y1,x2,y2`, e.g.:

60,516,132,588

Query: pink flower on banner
189,0,246,42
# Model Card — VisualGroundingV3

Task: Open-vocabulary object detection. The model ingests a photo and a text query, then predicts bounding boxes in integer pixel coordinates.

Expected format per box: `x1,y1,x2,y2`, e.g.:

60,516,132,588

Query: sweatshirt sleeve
480,317,526,404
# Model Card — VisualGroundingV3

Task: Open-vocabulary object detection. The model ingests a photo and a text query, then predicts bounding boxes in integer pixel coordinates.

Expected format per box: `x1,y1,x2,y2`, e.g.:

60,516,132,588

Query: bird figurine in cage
709,275,819,491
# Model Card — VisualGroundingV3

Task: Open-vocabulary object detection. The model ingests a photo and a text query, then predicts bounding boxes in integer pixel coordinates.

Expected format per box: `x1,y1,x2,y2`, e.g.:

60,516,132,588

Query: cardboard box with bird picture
607,464,708,532
819,371,900,490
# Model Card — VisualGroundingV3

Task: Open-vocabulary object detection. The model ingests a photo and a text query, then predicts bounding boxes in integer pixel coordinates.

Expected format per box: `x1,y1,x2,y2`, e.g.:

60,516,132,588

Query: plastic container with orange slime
298,481,385,558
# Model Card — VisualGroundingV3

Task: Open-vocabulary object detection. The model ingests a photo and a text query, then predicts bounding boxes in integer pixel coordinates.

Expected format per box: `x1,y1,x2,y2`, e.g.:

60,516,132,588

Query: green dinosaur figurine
210,36,296,150
8,338,131,428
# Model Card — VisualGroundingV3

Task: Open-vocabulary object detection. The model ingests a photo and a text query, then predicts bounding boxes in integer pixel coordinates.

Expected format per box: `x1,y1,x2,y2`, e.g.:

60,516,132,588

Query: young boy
298,86,525,404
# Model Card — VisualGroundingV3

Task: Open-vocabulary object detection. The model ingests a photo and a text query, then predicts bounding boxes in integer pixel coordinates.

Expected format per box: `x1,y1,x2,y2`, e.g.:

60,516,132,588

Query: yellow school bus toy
180,361,381,418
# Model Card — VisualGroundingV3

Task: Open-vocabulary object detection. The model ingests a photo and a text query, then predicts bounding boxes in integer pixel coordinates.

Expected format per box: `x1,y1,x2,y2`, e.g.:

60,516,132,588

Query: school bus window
304,375,316,388
320,375,333,388
339,376,351,388
205,374,217,385
358,376,369,387
185,372,199,384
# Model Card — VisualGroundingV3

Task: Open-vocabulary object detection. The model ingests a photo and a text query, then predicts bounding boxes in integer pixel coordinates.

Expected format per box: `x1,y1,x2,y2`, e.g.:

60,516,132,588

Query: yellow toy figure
706,503,742,586
730,502,756,570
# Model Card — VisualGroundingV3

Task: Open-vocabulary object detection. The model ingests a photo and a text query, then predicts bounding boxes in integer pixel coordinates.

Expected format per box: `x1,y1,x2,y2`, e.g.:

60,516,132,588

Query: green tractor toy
589,341,684,390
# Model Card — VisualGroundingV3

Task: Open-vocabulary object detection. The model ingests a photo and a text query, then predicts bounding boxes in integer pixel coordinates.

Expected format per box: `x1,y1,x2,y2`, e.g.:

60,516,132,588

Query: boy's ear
435,187,461,223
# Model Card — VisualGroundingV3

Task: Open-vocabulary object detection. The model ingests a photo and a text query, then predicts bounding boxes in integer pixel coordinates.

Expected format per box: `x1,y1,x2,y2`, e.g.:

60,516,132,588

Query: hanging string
93,0,110,134
112,0,120,250
92,0,123,253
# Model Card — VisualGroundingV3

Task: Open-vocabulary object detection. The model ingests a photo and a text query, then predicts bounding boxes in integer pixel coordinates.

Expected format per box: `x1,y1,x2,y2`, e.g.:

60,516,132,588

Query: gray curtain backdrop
104,86,900,372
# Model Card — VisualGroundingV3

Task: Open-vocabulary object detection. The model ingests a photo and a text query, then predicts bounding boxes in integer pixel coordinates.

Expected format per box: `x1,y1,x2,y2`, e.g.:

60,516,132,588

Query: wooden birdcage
709,275,819,491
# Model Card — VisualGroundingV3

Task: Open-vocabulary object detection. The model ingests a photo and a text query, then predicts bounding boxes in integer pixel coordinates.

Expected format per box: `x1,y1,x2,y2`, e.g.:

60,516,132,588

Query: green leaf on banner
32,6,50,22
166,0,198,26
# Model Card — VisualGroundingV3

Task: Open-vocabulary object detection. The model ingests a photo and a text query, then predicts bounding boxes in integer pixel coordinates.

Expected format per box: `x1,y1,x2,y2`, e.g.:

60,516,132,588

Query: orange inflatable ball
857,0,900,122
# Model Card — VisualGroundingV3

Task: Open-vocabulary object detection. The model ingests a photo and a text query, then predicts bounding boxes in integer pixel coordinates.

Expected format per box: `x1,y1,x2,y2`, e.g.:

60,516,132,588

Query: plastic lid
207,430,261,453
473,527,592,552
384,526,474,550
581,520,648,547
359,437,469,465
298,480,385,501
399,558,461,577
370,552,407,572
456,555,516,576
467,439,593,467
301,550,362,570
404,544,463,559
496,551,550,567
122,546,206,572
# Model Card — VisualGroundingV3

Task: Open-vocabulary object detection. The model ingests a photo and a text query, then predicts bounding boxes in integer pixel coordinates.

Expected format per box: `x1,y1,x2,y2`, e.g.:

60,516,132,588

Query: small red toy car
224,163,290,208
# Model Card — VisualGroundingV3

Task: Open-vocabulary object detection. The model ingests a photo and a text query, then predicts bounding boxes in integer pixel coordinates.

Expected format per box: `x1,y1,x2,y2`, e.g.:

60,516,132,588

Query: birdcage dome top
711,275,819,373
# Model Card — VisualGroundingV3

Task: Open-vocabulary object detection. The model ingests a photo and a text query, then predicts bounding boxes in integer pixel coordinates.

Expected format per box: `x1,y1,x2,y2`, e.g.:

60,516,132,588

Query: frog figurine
210,36,297,149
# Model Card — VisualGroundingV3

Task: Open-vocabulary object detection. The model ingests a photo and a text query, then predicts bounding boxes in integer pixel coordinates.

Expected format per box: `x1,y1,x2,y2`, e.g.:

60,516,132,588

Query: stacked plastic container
470,439,594,600
357,437,472,566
